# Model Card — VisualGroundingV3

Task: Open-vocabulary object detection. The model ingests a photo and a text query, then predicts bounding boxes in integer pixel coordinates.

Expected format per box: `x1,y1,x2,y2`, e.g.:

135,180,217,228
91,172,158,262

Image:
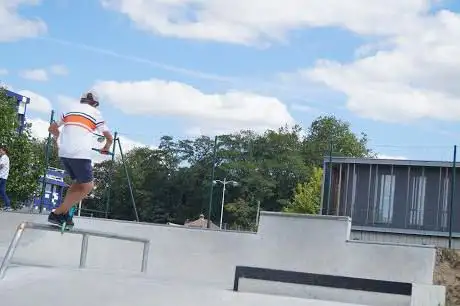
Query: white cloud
93,79,295,133
376,154,408,160
27,117,50,140
0,0,47,42
19,69,48,81
91,134,152,163
18,90,52,114
303,9,460,123
49,65,69,76
18,65,68,81
57,95,79,106
99,1,460,125
0,68,7,75
100,0,430,45
117,135,154,152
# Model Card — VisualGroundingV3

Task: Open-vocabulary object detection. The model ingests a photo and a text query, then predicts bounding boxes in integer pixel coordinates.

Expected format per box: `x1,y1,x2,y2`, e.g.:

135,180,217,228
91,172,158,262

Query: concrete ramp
0,267,367,306
0,211,446,306
0,212,437,283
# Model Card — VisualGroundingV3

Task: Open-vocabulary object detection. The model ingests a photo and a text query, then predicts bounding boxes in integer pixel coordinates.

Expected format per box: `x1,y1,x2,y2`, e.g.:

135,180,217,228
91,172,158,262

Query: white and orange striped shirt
56,103,109,160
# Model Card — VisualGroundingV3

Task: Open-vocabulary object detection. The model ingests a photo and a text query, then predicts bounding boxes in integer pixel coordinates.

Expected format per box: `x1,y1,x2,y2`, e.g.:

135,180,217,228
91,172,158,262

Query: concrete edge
411,283,446,306
260,211,351,222
347,239,437,249
1,212,258,235
352,225,460,239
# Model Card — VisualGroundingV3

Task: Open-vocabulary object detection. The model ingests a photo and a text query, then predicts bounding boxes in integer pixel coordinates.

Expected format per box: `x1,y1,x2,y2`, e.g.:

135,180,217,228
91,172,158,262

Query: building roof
4,89,31,104
323,156,460,168
184,214,219,229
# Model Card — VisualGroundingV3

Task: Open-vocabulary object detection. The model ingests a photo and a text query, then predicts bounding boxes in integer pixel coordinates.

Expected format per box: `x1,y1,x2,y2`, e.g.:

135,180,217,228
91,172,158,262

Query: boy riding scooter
47,91,113,227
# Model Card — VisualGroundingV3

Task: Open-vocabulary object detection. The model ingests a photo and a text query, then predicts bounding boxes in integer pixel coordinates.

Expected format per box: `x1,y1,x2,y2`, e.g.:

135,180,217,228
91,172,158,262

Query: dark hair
0,146,8,154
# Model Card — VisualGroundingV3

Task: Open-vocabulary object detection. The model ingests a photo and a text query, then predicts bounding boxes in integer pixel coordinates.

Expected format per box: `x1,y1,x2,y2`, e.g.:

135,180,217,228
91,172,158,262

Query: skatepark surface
0,211,445,305
1,266,367,306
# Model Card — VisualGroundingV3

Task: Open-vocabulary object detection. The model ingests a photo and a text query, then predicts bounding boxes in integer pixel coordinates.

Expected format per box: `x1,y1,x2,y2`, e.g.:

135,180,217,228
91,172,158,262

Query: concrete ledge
260,211,351,222
234,266,446,306
411,284,446,306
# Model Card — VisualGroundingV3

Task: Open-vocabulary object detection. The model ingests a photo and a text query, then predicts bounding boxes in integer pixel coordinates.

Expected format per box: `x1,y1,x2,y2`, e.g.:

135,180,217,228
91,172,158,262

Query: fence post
207,135,218,228
448,145,457,249
38,110,55,213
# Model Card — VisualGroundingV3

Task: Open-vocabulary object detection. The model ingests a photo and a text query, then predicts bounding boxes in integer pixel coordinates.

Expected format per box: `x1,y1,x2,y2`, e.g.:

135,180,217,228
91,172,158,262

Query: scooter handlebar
92,148,114,156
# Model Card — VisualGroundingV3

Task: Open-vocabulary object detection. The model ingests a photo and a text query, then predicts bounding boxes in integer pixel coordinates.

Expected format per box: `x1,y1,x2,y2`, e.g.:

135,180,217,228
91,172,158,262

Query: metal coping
323,156,458,168
260,211,351,222
0,222,150,280
233,266,412,296
23,222,149,243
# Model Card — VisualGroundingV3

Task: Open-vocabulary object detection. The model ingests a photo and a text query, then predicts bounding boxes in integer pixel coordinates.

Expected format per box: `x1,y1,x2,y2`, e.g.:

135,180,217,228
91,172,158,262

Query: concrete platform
0,266,368,306
0,211,445,305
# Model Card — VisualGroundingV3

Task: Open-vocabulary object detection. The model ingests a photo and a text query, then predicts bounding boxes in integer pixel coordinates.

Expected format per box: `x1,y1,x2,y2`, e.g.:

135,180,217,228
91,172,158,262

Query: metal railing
0,222,150,279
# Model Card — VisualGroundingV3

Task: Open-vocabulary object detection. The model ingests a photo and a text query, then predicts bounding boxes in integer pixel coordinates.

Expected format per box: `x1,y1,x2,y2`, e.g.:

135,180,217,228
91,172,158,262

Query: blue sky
1,0,460,162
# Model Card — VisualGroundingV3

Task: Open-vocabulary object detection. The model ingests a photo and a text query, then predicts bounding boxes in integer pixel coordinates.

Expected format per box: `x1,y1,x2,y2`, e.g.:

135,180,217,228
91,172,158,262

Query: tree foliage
283,166,323,215
304,115,374,166
0,89,45,207
82,116,374,230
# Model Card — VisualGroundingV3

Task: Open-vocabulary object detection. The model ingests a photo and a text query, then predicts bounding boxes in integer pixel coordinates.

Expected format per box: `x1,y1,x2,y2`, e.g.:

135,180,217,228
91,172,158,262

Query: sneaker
48,211,66,225
63,212,75,227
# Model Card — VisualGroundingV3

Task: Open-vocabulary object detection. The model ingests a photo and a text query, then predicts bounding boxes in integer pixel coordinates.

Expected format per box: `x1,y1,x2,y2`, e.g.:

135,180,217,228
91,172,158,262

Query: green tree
224,198,257,231
85,114,374,230
303,115,374,167
283,166,323,214
0,89,45,207
31,138,61,169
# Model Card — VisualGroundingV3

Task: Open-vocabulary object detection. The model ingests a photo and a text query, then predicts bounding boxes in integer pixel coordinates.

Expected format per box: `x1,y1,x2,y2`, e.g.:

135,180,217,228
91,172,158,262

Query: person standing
0,146,11,211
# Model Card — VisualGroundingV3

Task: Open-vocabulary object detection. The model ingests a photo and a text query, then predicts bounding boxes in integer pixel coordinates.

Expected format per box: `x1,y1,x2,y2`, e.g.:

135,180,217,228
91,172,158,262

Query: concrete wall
0,212,436,283
0,211,443,305
411,284,446,306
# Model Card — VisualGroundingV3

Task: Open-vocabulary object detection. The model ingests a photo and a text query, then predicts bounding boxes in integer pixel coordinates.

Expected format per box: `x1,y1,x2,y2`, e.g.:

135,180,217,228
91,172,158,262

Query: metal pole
79,234,89,268
219,178,227,229
78,200,82,217
105,131,118,219
255,200,261,228
117,138,139,222
448,145,457,249
39,110,55,213
0,222,26,279
326,140,333,215
141,241,150,273
207,136,218,228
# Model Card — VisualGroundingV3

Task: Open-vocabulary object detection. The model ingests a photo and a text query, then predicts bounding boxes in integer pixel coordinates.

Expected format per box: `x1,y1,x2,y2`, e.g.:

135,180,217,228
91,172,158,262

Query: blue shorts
60,158,93,184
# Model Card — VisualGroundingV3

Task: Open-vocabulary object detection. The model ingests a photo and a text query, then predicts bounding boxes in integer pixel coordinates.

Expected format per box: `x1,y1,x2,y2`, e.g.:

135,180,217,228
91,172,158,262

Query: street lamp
213,178,239,229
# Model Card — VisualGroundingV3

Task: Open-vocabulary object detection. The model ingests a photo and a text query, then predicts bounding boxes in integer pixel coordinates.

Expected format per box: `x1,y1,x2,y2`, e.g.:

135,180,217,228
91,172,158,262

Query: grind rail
0,222,150,279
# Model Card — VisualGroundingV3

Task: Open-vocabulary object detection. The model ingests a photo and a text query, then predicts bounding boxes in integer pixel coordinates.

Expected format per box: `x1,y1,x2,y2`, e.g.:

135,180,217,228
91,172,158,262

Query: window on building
441,177,449,229
375,174,395,223
350,165,357,218
409,176,426,226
